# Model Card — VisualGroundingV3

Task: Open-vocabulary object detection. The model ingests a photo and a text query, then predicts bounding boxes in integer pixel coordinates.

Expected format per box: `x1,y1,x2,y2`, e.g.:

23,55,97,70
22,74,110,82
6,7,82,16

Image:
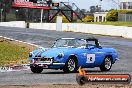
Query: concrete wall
0,21,132,39
0,21,26,28
29,23,132,39
29,23,56,30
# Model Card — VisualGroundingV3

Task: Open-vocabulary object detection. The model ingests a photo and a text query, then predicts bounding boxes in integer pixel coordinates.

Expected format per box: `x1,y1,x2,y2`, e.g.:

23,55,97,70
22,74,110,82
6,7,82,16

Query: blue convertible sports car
28,38,118,73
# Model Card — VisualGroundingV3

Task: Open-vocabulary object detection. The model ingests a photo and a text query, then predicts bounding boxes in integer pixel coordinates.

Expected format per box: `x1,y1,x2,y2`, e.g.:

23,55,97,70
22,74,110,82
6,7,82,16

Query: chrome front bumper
29,59,65,66
116,58,120,61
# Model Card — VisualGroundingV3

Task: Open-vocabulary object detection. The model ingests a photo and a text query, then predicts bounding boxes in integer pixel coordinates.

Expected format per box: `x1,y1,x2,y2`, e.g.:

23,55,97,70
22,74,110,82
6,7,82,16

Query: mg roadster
28,38,118,73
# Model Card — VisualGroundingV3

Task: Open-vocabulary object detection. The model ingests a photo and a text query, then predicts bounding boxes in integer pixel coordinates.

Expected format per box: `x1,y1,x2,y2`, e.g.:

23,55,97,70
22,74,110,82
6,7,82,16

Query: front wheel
63,57,78,73
100,57,112,71
30,65,43,73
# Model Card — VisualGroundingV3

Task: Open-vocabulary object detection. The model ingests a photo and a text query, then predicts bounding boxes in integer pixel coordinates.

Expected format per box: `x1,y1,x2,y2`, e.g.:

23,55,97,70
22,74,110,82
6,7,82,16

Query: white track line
0,36,39,47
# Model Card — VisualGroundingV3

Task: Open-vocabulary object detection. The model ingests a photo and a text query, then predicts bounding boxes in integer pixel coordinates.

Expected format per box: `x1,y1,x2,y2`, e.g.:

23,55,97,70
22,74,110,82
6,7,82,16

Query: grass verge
86,22,132,27
0,37,37,66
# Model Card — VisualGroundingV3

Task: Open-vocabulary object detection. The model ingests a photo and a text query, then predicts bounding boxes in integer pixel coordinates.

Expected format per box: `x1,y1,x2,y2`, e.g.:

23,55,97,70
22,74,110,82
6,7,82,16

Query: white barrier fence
0,21,26,28
29,23,56,30
0,21,132,39
29,23,132,39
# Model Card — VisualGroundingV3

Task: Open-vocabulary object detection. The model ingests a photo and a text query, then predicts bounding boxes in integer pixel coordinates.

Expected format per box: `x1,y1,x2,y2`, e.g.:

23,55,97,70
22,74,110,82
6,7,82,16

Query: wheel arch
105,55,113,63
68,55,78,65
63,54,78,73
65,54,78,67
100,54,113,71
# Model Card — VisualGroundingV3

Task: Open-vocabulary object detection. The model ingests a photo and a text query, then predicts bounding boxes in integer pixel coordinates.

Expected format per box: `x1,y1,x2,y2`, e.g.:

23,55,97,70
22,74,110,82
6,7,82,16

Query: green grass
0,41,31,66
86,22,132,27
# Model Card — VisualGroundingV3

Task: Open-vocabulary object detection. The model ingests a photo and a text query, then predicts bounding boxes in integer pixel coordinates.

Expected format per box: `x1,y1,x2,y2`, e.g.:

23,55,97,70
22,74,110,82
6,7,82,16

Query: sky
53,0,119,11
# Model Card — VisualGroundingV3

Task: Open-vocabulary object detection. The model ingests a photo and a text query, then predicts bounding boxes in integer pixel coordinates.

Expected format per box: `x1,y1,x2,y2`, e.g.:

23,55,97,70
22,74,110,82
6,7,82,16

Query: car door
85,41,104,67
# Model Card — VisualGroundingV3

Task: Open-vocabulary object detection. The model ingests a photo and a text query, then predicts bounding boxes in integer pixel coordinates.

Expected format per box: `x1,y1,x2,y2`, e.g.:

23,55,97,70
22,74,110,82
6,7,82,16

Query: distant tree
106,10,132,21
53,15,69,23
90,6,96,13
62,15,69,23
0,0,12,21
82,16,94,22
81,9,86,13
105,10,109,12
106,10,118,21
90,5,101,13
96,5,101,12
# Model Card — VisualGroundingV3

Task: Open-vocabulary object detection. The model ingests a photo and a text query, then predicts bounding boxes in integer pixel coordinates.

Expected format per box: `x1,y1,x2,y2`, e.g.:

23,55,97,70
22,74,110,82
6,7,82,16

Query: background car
28,38,118,73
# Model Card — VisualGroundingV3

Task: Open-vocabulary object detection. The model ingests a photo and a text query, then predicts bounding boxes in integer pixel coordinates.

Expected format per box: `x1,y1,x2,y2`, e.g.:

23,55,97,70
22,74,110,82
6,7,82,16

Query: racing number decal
86,54,95,63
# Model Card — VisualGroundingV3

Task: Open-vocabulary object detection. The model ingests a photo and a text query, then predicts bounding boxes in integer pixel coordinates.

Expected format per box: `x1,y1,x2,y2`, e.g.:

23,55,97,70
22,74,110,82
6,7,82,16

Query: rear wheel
30,65,43,73
100,56,112,71
63,57,78,73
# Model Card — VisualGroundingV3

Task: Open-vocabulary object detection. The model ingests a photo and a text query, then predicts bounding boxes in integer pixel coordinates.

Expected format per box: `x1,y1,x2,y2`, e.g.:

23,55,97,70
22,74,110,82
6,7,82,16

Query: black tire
100,56,112,71
127,74,131,84
76,75,86,85
30,65,43,73
63,57,78,73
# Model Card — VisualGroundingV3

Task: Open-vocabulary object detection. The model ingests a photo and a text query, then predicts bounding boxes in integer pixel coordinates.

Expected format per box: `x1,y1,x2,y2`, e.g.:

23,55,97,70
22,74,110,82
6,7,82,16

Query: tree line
0,0,12,21
0,0,109,22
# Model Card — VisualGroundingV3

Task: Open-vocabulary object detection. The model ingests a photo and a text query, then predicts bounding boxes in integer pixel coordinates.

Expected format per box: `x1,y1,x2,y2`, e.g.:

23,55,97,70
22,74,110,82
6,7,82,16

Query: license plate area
43,65,48,68
38,64,48,68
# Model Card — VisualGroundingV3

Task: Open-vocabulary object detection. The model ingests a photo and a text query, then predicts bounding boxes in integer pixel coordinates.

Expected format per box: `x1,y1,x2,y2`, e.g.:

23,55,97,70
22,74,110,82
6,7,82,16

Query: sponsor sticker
86,54,95,63
86,74,131,83
76,67,131,85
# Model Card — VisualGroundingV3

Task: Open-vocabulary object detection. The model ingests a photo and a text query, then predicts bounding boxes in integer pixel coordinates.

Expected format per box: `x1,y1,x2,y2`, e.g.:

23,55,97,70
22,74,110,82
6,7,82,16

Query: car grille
34,57,53,62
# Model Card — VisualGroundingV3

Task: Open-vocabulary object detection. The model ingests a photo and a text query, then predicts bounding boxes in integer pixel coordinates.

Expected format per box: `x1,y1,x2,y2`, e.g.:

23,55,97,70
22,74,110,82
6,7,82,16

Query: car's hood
102,48,117,53
41,48,77,58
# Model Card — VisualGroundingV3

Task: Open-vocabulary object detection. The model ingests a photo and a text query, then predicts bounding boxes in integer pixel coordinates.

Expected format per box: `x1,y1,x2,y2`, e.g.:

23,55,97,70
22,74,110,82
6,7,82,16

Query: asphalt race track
0,26,132,85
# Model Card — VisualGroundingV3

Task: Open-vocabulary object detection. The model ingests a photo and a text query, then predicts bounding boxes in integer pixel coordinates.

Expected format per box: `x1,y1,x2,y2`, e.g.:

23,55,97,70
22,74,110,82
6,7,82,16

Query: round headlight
29,53,32,57
58,53,64,58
